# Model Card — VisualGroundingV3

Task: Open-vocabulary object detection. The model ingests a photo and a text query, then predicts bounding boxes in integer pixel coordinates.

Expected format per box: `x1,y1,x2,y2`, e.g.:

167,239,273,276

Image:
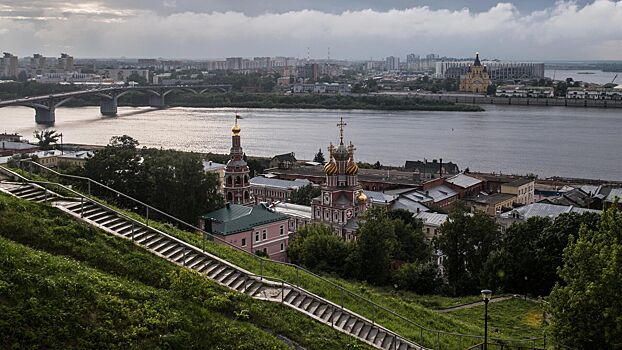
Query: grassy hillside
74,194,547,348
0,193,372,350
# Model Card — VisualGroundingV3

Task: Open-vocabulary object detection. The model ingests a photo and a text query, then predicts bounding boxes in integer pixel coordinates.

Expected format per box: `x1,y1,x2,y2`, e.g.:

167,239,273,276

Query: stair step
230,276,248,290
367,328,379,342
239,278,255,293
314,304,328,318
307,301,321,314
207,265,228,279
291,294,306,307
204,262,223,275
214,268,235,282
155,242,177,255
221,271,241,285
300,297,313,310
398,341,409,350
359,325,372,340
285,290,299,303
109,221,132,232
141,235,163,247
343,317,357,333
336,313,349,328
381,334,393,349
194,260,213,273
248,281,263,295
184,254,203,267
85,210,111,221
351,321,365,337
374,331,386,347
93,214,118,224
100,217,125,227
187,256,205,269
169,248,188,262
163,246,184,259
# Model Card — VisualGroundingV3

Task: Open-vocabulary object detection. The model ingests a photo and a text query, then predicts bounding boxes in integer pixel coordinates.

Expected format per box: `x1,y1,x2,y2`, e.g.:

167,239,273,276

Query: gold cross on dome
337,117,347,144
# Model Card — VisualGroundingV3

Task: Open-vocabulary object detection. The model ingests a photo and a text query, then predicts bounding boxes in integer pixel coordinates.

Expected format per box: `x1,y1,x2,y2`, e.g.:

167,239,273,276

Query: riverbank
60,92,484,112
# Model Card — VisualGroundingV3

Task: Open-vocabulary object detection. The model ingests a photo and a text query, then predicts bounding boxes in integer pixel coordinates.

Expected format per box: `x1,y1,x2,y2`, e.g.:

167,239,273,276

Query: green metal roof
202,203,288,236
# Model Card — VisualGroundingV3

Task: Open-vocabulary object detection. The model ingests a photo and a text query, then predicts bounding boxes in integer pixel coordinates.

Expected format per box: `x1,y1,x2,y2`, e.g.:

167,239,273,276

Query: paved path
436,296,514,313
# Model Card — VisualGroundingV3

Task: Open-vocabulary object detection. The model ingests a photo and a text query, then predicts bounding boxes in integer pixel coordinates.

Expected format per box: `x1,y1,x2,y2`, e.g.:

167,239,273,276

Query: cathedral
459,52,491,94
223,116,253,205
311,118,369,241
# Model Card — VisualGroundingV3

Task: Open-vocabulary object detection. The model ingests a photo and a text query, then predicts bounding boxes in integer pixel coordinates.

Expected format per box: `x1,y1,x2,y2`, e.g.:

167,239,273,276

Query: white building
566,87,622,100
496,85,554,98
436,61,545,81
386,56,400,71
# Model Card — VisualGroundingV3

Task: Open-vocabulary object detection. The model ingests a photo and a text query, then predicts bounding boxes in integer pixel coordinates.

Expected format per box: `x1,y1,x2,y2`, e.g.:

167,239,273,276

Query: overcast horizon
1,0,621,60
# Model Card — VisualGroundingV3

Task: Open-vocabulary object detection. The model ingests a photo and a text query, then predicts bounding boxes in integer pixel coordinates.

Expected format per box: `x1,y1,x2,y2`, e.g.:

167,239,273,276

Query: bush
394,261,439,294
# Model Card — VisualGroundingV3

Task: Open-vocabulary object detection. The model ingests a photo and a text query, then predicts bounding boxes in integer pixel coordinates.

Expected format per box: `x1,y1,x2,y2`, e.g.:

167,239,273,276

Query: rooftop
202,160,226,172
201,203,288,235
363,190,397,205
503,178,534,187
499,203,600,220
250,176,311,190
446,173,483,189
267,164,423,186
415,211,448,227
465,193,516,205
271,202,312,219
0,141,38,150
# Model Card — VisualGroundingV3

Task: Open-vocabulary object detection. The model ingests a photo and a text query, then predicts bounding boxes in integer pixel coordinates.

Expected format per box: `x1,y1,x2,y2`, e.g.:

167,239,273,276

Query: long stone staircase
0,179,424,350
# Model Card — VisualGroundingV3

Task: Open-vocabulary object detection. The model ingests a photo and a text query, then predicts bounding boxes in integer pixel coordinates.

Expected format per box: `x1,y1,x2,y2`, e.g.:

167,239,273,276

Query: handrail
1,165,419,349
9,161,556,349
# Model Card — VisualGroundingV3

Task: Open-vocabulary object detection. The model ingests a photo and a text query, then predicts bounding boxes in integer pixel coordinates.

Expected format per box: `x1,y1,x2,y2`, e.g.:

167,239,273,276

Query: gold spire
337,117,347,145
357,191,368,204
232,115,241,135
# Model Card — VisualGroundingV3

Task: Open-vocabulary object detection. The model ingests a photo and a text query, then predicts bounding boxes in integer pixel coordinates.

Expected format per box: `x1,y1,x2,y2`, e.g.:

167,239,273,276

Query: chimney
439,158,443,178
416,207,420,214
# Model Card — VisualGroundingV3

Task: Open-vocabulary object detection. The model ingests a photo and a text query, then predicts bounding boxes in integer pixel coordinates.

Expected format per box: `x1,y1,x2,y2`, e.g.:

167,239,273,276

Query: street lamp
481,289,493,350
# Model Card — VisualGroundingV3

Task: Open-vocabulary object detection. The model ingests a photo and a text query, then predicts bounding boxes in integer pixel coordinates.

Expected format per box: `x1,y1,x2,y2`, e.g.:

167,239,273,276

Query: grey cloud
0,1,619,60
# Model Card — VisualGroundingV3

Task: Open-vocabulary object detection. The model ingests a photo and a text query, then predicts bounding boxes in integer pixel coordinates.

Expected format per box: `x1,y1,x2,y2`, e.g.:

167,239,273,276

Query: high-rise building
226,57,243,70
385,56,400,71
311,118,369,241
1,52,18,78
58,53,74,71
224,116,253,205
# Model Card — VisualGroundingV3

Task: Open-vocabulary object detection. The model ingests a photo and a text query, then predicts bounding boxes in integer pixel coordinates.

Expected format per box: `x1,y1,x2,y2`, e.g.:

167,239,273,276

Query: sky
0,0,620,60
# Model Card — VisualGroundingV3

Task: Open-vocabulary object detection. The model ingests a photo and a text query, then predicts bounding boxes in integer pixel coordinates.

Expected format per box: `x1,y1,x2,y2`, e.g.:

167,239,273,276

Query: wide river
1,105,621,180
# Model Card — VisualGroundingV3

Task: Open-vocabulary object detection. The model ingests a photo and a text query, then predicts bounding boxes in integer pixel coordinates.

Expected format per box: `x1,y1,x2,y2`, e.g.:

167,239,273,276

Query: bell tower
224,115,252,205
312,117,368,241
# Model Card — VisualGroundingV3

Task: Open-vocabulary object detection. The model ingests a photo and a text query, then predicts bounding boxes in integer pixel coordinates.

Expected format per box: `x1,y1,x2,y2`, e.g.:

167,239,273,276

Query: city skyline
0,1,621,60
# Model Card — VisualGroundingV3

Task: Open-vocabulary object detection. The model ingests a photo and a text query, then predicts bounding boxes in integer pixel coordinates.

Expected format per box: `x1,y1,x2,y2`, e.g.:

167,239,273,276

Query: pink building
200,203,290,262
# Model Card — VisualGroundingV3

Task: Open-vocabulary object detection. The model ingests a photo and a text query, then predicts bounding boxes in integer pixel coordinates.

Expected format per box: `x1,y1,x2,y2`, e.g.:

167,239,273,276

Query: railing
5,160,572,350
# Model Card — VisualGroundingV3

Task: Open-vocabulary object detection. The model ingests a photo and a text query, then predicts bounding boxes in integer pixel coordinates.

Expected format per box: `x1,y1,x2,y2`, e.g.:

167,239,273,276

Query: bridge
0,84,232,124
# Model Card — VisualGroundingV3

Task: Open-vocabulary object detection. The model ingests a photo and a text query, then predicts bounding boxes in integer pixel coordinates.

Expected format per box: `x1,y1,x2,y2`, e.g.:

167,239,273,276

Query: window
241,238,246,247
255,232,260,242
279,225,284,235
262,230,267,240
280,243,284,251
263,247,267,254
426,228,430,234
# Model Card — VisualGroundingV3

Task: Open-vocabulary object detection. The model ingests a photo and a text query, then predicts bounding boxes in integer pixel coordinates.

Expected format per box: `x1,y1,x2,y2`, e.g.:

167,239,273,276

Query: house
500,178,535,205
0,141,39,156
250,176,312,204
464,193,516,216
203,160,226,194
539,188,592,208
444,173,484,198
404,159,459,180
270,152,297,169
200,203,291,261
497,203,601,229
271,202,312,233
398,185,459,209
415,211,448,240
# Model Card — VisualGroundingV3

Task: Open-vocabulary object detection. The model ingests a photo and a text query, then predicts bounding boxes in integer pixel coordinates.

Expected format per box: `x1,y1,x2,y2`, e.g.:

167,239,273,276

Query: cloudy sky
0,0,620,60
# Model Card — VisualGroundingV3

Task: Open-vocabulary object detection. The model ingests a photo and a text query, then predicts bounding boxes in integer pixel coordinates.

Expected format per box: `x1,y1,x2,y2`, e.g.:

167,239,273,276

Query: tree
387,209,430,263
353,207,398,285
549,204,622,349
435,202,500,295
33,129,61,150
287,224,349,275
395,261,439,294
127,72,148,85
313,148,325,164
109,135,140,149
289,184,321,206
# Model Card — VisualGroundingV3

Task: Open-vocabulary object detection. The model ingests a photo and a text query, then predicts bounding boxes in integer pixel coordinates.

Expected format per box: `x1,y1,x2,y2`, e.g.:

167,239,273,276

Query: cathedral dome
334,143,349,161
324,159,338,175
232,122,241,136
346,158,358,175
357,191,368,204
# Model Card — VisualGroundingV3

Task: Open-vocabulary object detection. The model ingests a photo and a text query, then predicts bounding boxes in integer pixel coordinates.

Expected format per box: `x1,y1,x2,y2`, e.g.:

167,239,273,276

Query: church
310,118,369,241
459,52,491,94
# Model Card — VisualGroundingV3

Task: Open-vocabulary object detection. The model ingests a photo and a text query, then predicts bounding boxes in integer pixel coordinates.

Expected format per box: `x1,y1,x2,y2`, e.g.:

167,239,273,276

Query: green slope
0,193,372,350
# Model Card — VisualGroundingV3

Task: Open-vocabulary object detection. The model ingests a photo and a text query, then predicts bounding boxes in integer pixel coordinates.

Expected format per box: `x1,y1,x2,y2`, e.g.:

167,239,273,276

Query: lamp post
481,289,492,350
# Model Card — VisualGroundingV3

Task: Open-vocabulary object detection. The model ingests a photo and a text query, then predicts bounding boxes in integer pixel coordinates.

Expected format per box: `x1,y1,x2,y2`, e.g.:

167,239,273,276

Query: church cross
337,117,347,144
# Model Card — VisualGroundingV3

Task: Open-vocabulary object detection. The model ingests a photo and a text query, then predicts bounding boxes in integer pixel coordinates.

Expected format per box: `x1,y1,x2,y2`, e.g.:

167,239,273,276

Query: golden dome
232,121,241,136
357,191,368,204
346,158,358,175
324,160,338,175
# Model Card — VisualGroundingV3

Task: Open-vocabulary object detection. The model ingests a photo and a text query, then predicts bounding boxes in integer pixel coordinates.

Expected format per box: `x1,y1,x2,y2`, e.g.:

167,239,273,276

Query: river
544,69,618,85
1,105,621,180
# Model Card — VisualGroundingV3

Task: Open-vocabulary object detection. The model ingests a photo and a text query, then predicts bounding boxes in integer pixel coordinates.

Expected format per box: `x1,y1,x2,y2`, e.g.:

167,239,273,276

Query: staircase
0,178,424,350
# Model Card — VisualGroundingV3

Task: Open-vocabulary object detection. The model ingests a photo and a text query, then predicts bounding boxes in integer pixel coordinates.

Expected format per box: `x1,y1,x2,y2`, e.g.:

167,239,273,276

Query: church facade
459,52,491,94
224,117,253,205
310,118,369,241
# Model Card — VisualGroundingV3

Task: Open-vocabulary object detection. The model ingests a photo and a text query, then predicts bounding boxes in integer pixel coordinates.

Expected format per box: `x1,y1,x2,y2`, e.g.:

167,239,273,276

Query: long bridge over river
0,84,232,124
